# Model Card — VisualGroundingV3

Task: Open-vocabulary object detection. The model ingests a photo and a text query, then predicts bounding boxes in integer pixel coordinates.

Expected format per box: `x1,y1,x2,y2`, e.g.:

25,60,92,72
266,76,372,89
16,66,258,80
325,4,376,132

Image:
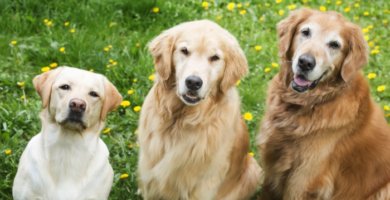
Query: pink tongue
294,75,312,87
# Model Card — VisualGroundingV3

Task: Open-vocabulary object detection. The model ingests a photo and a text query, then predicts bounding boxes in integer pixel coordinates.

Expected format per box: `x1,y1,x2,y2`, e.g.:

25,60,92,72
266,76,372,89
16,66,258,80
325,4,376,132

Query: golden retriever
138,20,262,200
257,9,390,200
13,67,122,200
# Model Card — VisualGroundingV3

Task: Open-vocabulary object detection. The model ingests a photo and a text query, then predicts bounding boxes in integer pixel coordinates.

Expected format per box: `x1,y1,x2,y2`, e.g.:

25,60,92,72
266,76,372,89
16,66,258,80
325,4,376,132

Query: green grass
0,0,389,199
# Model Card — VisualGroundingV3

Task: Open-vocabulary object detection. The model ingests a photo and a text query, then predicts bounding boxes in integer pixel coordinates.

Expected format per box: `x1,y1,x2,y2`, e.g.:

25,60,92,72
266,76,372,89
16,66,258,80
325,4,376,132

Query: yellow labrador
138,20,262,200
13,67,122,200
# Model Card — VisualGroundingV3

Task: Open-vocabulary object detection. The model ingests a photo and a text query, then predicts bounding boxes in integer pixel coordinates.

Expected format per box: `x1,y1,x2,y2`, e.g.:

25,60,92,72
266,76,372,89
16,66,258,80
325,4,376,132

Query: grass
0,0,389,199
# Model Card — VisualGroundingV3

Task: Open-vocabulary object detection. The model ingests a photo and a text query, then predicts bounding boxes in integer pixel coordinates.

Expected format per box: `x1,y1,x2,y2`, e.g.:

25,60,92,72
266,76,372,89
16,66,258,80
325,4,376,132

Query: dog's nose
69,98,86,112
185,76,203,91
298,53,316,71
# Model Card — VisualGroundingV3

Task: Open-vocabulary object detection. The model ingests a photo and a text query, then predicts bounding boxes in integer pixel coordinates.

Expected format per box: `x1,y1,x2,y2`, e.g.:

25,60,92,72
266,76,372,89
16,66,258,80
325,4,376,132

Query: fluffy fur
257,9,390,200
138,20,262,200
13,67,122,200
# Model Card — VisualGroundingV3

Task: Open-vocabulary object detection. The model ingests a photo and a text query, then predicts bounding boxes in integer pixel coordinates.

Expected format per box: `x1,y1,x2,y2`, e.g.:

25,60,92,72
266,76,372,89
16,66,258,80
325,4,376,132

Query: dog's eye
328,41,340,49
210,55,220,62
181,47,189,56
89,91,99,98
301,28,311,37
59,84,70,90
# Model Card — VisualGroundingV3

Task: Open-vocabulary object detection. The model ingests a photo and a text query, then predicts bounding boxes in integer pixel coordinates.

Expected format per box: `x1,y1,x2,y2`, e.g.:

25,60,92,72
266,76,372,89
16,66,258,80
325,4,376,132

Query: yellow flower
236,3,242,8
59,47,65,53
264,67,271,73
50,62,58,68
41,67,50,72
133,78,138,83
121,100,131,108
370,49,380,55
254,45,262,51
259,16,265,22
275,0,282,4
319,6,327,12
384,105,390,111
152,7,159,13
10,40,17,46
17,81,25,87
243,112,253,121
133,106,141,112
127,89,135,95
344,7,351,13
363,11,369,16
367,73,377,79
69,28,76,33
336,1,342,5
64,21,70,26
302,0,308,3
354,3,360,8
287,4,297,10
248,152,254,157
362,28,369,33
120,173,129,179
354,16,360,21
278,9,285,16
4,149,12,155
201,1,209,9
148,74,155,81
271,62,279,68
236,80,241,86
102,128,111,134
367,25,374,30
377,85,386,92
44,19,53,27
368,41,375,48
227,2,235,11
20,95,26,100
239,9,247,15
364,35,369,41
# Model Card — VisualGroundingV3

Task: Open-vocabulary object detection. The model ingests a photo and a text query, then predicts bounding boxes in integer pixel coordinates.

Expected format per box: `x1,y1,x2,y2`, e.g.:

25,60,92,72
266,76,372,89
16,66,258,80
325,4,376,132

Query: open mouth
182,91,202,105
291,74,323,93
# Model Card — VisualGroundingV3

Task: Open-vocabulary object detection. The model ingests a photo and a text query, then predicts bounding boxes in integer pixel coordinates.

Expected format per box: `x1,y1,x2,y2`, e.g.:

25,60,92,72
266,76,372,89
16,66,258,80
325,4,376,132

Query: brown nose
69,98,86,112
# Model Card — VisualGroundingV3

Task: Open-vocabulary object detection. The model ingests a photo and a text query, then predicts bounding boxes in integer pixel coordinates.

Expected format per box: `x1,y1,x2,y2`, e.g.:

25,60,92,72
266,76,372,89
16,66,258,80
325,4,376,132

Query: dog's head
33,67,122,131
278,8,368,93
149,20,248,106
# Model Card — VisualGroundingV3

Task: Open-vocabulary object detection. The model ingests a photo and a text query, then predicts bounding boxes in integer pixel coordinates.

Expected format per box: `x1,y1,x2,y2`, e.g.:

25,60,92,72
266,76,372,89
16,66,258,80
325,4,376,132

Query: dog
257,8,390,200
13,67,122,200
137,20,262,200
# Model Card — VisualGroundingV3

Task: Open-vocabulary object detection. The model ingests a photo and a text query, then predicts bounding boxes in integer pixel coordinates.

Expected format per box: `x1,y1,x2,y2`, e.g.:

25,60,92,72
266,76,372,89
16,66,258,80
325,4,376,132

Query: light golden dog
257,9,390,200
138,20,262,200
13,67,122,200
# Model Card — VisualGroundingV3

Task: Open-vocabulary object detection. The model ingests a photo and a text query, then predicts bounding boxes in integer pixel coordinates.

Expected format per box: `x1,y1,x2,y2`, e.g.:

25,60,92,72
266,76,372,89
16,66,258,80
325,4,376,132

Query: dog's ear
100,77,122,121
220,41,248,93
277,8,314,60
340,24,368,82
33,67,63,108
149,29,176,81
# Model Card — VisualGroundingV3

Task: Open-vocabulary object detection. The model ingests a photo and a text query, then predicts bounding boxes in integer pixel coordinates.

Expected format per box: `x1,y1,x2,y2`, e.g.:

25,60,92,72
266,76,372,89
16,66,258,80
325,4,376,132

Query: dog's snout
69,98,86,112
185,76,203,91
298,53,316,71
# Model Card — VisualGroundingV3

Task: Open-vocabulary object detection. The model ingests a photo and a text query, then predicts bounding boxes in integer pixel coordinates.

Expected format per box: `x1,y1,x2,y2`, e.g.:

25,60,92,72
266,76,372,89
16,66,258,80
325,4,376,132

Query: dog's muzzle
182,75,203,105
62,98,87,129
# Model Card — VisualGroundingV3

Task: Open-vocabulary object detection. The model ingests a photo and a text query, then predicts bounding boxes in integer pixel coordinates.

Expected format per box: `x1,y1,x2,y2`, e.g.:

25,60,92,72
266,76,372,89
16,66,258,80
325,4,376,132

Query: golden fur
138,20,262,200
257,9,390,200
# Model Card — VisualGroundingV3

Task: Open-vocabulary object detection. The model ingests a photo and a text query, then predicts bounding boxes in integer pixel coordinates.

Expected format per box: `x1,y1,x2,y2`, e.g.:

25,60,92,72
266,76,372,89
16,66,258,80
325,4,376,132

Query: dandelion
41,67,50,72
363,11,369,16
344,7,351,13
384,105,390,111
50,62,58,68
152,7,159,13
353,16,360,21
275,0,282,4
237,3,242,8
64,21,70,26
236,80,241,86
227,2,235,11
243,112,253,121
248,152,254,157
302,0,308,3
133,78,138,83
102,128,111,134
364,35,369,41
367,25,374,30
362,28,369,33
278,9,285,16
319,6,327,12
17,81,25,87
271,62,279,68
201,1,209,10
44,19,53,27
59,47,65,53
287,4,297,10
10,40,17,46
370,49,380,55
336,1,342,5
254,45,262,51
148,74,155,81
354,3,360,8
4,149,12,155
259,16,265,22
264,67,271,73
133,106,141,112
239,9,247,15
127,89,135,95
368,41,375,48
120,173,129,179
69,28,76,33
121,100,131,108
367,73,377,79
377,85,386,92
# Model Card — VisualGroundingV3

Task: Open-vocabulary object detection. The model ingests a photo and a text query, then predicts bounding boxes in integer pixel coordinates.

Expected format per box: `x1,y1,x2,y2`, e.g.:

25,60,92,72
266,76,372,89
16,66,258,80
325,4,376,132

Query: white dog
13,67,122,200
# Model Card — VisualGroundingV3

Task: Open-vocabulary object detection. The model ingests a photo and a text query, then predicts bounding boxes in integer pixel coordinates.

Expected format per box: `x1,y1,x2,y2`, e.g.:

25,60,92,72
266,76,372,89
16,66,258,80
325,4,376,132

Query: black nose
185,76,203,91
298,53,316,71
69,98,86,112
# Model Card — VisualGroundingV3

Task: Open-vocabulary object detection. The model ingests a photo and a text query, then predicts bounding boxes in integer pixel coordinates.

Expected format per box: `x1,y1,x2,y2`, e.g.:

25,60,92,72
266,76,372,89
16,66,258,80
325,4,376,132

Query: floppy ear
277,8,314,60
33,67,63,108
220,41,248,93
340,24,368,82
100,77,122,120
148,29,176,81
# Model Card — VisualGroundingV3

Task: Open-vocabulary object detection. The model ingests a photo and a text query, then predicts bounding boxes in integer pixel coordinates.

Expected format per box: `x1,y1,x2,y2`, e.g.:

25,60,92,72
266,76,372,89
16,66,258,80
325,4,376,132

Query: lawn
0,0,389,199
